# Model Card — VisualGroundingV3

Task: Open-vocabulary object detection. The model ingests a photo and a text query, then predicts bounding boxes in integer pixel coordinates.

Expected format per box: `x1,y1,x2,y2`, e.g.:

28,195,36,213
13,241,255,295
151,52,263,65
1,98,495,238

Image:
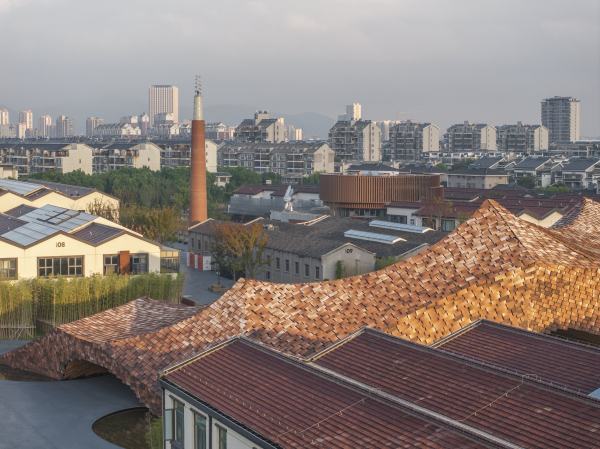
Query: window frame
172,398,185,448
216,425,227,449
129,253,149,274
103,254,118,276
193,410,207,449
294,261,299,275
276,257,280,270
315,266,320,280
285,259,290,273
305,264,309,278
0,258,17,280
37,256,84,278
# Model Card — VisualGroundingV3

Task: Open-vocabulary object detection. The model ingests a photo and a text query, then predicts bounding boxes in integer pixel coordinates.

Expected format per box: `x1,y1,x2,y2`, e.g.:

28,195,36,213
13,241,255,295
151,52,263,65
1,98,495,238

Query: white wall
321,244,375,280
0,190,120,215
165,392,258,449
62,144,94,175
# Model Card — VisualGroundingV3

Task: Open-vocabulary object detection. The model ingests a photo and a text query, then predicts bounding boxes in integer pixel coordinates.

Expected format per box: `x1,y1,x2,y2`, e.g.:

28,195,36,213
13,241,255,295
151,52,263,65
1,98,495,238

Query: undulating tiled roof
434,320,600,394
4,199,600,415
314,329,600,449
163,339,488,449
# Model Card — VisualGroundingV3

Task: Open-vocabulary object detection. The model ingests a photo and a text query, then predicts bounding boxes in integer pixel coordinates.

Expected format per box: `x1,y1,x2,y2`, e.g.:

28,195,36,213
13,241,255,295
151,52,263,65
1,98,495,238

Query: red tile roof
163,339,489,449
434,320,600,394
314,329,600,449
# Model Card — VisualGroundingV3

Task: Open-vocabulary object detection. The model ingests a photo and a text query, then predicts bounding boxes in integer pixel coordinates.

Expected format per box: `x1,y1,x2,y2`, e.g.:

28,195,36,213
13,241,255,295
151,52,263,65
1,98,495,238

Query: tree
517,175,537,189
209,221,237,286
210,221,271,281
455,211,472,225
224,167,262,192
435,163,449,171
120,204,184,245
421,197,453,231
334,156,342,163
86,198,120,223
262,172,282,184
375,255,404,270
449,158,478,171
302,171,324,185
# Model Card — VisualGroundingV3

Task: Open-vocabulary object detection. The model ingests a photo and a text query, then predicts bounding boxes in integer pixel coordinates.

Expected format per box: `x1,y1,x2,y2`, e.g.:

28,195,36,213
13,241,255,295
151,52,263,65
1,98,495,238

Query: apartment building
496,122,549,152
285,125,302,141
92,142,161,173
234,111,285,143
149,85,178,126
0,110,8,125
0,142,92,175
205,122,234,140
0,125,16,138
55,116,74,138
541,96,580,142
93,123,141,138
217,141,334,182
446,168,509,189
444,121,497,151
157,139,218,172
147,123,191,139
389,120,439,161
328,119,381,162
511,157,559,187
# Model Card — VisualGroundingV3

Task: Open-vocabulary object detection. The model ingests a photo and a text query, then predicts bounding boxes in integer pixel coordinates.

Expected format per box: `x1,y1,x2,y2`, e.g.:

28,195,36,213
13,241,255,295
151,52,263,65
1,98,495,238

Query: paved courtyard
179,251,234,305
0,341,142,449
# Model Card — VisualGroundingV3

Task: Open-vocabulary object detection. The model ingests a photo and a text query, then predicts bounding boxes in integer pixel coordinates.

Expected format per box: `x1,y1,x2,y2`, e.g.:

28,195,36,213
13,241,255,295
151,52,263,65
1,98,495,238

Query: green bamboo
0,272,186,339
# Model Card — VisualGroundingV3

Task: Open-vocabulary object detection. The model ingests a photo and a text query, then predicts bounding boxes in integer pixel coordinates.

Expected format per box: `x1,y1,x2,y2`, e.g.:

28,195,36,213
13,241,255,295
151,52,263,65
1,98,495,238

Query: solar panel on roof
344,230,405,245
0,179,43,195
369,220,433,234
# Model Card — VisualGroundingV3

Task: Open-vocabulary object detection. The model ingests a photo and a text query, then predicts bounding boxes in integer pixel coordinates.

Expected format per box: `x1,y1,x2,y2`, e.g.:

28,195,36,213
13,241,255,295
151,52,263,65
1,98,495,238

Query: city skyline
0,0,597,137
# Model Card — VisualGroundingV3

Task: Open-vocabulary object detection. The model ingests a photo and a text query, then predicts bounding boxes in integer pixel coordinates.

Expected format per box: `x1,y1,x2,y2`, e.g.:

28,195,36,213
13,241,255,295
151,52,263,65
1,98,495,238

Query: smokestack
190,75,208,225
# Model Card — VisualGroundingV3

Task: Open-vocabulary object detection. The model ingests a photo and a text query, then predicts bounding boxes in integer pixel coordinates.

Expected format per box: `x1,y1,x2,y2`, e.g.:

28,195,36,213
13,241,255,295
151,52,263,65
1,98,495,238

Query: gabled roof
313,329,600,449
513,157,550,170
162,337,491,449
433,320,600,394
560,158,600,171
447,168,508,176
231,184,319,196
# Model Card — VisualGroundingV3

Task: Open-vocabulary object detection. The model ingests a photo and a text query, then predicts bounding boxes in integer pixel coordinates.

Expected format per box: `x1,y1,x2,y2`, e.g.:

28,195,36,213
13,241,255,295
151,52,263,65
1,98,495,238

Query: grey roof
23,179,96,197
1,205,96,246
560,159,600,171
71,222,124,244
0,178,43,195
347,163,400,172
447,168,508,176
4,204,37,218
0,214,27,235
514,158,550,170
192,216,446,259
470,157,503,169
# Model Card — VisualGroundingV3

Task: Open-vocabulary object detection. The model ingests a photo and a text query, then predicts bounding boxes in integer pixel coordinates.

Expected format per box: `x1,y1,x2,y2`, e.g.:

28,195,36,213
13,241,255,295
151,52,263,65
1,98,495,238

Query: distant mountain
204,104,335,140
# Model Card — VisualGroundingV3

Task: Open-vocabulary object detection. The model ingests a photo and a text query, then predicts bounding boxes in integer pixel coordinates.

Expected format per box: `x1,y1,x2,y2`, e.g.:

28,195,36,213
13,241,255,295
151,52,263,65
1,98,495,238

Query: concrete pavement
179,251,234,305
0,341,143,449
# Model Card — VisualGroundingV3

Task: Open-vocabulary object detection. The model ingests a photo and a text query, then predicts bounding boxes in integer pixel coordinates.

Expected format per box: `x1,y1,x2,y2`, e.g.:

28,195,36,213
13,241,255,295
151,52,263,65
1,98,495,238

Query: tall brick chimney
190,75,207,225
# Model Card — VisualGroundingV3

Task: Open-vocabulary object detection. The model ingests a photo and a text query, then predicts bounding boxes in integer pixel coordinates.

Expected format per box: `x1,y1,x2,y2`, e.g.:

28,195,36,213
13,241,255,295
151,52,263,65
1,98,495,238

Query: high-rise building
56,115,75,138
541,96,580,143
389,120,440,161
346,103,361,121
19,110,33,130
0,110,9,125
86,117,103,137
149,85,179,127
38,116,52,137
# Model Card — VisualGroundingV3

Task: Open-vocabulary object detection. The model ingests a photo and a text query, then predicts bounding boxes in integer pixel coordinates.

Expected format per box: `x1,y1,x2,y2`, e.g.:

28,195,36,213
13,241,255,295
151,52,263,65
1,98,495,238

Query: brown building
320,172,443,218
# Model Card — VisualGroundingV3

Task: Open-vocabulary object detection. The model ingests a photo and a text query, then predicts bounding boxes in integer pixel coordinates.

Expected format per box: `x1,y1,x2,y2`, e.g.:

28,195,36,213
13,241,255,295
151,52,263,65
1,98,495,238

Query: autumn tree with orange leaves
210,221,271,283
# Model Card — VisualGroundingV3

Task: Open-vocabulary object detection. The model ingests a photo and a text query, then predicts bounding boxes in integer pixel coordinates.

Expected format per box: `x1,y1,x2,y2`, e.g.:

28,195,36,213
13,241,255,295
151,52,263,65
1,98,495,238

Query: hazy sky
1,0,599,136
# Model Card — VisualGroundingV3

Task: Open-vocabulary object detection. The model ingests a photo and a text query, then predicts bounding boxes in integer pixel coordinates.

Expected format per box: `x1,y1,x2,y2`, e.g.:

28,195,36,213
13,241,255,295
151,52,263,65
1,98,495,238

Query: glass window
218,427,227,449
174,400,185,447
315,266,320,279
103,255,118,275
38,257,83,278
305,264,309,277
285,259,289,272
194,413,207,449
265,271,271,280
443,219,456,232
0,259,17,279
276,257,280,270
295,262,299,275
130,253,148,274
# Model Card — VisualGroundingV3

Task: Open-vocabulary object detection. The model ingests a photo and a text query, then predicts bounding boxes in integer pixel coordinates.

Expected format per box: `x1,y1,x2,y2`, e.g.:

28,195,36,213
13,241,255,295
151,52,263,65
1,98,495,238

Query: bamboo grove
0,272,186,339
